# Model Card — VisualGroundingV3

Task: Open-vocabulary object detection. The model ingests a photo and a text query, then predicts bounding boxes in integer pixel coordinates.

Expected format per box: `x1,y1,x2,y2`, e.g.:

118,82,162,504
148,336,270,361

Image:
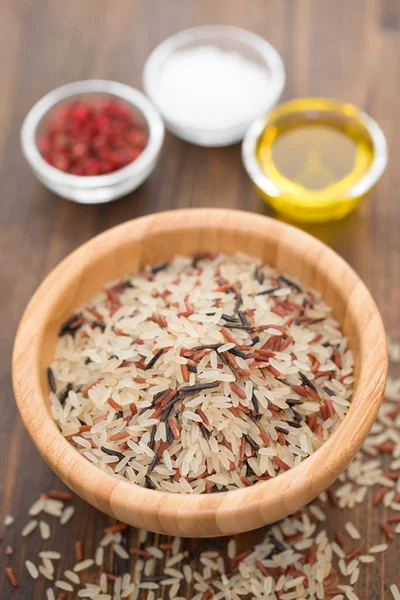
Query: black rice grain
147,454,159,474
229,347,248,359
178,383,219,396
166,421,174,444
233,293,242,314
47,367,56,393
287,399,304,406
145,476,156,490
59,383,73,405
279,274,302,292
243,434,260,452
299,371,317,393
200,422,210,440
145,348,164,371
256,287,280,296
193,343,222,351
254,265,264,285
251,392,260,414
100,446,125,461
275,426,289,435
58,315,82,337
151,262,169,275
238,310,250,328
323,386,335,397
270,535,287,553
149,425,157,451
221,314,240,323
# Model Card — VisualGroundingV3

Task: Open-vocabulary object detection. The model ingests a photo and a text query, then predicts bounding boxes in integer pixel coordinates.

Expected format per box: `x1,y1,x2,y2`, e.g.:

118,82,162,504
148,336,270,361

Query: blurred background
1,0,400,597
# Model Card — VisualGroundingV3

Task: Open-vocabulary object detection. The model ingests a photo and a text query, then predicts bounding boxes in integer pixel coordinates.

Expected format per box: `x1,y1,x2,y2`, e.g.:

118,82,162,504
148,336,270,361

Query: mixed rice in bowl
48,252,354,495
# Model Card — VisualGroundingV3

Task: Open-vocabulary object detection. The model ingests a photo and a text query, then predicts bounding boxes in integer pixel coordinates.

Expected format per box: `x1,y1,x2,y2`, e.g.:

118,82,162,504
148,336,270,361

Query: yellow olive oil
255,99,377,222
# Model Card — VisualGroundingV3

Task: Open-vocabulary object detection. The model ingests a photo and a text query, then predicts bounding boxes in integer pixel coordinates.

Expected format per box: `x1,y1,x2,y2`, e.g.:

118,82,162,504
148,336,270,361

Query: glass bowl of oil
242,98,387,222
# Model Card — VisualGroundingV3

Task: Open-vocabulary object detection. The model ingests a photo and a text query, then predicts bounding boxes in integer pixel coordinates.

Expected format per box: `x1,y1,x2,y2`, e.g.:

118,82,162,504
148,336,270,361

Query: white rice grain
55,580,74,592
73,559,95,572
39,520,51,540
25,560,39,579
60,505,75,525
4,514,14,527
345,522,361,540
21,519,38,537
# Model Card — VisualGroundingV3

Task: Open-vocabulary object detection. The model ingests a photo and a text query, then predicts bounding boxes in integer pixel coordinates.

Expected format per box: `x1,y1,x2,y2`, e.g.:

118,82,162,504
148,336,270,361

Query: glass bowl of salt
143,25,285,147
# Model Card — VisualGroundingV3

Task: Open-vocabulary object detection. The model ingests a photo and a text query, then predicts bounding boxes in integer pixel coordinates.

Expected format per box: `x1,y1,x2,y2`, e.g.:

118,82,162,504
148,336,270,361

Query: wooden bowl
12,208,388,537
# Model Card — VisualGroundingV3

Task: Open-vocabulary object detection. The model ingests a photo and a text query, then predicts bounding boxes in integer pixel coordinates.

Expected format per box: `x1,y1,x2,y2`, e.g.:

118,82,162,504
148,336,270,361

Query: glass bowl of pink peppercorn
21,80,164,204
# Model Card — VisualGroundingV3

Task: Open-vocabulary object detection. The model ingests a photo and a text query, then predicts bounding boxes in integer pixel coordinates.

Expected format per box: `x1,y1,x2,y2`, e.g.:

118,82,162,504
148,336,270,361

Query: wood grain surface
1,0,399,597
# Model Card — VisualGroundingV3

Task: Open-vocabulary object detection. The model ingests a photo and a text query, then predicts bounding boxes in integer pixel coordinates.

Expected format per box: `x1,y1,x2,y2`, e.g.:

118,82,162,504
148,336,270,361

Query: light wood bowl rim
12,208,388,537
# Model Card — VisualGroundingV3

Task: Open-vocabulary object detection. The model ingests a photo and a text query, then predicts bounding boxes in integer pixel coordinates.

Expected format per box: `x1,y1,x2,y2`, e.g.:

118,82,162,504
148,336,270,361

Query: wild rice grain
5,567,19,587
49,490,73,501
50,253,353,494
14,267,400,599
47,367,56,393
75,541,84,561
381,521,394,540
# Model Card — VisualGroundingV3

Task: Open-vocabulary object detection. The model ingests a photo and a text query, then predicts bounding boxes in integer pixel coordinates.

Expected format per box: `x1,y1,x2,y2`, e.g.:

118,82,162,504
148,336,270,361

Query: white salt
155,46,270,129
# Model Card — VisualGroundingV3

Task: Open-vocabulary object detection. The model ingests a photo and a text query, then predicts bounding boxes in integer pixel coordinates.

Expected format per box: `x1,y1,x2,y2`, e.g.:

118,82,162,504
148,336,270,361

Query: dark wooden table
1,0,400,598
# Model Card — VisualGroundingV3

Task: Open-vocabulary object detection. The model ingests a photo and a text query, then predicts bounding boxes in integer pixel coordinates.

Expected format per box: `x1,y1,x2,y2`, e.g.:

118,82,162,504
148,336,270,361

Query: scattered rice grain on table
391,584,400,600
60,505,75,525
39,520,51,540
25,559,39,579
21,519,38,537
49,253,354,493
4,514,14,527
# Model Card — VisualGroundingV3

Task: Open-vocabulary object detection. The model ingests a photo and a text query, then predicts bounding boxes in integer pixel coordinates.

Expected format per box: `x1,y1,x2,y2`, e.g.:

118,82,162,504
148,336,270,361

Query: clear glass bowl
21,80,165,204
242,98,388,222
143,25,285,147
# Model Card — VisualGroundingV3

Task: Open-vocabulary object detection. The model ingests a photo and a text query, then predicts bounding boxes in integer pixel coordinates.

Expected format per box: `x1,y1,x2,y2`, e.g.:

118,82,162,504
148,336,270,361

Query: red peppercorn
38,98,148,176
70,104,90,122
53,155,69,171
128,130,147,149
37,137,52,153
